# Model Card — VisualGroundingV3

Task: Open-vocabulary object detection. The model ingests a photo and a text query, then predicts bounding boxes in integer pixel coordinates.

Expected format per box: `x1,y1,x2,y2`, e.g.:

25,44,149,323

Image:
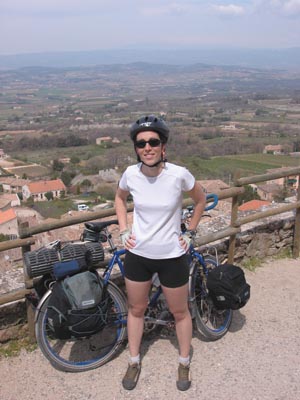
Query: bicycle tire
192,256,233,340
35,280,127,372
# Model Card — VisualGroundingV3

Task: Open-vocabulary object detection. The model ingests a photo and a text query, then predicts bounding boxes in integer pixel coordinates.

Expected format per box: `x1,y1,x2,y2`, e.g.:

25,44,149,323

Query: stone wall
198,212,295,265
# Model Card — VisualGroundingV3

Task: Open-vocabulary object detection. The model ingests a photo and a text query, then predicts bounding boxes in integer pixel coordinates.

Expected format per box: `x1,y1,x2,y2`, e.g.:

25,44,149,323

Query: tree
273,186,289,203
45,191,54,201
0,233,10,242
61,171,72,186
238,185,261,205
70,155,80,164
293,141,300,152
52,159,64,172
80,179,92,193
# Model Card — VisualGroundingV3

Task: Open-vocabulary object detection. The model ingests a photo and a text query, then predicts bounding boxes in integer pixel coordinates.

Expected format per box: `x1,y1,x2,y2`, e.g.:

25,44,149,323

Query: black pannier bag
207,264,250,310
47,269,110,339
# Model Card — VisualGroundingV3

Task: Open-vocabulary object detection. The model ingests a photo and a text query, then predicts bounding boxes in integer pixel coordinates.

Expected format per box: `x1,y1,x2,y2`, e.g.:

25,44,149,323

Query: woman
115,115,206,391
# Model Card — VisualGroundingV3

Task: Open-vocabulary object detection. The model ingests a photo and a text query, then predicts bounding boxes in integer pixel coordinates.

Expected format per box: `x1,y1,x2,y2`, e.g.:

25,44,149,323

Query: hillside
1,47,300,69
0,62,299,185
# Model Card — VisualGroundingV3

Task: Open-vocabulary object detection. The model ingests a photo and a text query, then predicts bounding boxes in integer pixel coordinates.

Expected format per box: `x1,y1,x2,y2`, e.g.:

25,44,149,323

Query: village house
58,158,71,164
0,177,29,194
263,145,284,155
96,136,112,145
266,167,298,191
0,149,8,159
238,199,271,212
220,123,236,131
256,183,282,202
22,179,66,202
0,193,21,210
0,208,18,238
198,179,230,194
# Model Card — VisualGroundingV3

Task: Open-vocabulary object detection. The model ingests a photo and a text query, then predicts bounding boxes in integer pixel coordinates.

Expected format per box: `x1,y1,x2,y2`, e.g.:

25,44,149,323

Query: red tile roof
27,179,66,194
238,200,271,211
0,208,17,224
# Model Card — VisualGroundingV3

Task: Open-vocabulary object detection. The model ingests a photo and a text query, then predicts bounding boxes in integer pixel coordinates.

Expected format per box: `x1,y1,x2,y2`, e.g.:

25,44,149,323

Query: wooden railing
1,166,300,336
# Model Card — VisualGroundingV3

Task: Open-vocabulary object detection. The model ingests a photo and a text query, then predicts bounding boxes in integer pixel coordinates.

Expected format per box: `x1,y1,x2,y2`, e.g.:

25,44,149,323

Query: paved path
1,258,300,400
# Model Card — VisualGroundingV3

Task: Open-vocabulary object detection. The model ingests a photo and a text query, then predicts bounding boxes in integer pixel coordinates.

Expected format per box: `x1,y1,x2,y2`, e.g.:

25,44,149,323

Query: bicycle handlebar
204,194,218,211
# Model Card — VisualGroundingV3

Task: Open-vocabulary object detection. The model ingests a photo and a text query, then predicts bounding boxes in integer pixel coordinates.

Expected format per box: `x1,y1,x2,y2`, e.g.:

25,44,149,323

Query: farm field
183,153,300,181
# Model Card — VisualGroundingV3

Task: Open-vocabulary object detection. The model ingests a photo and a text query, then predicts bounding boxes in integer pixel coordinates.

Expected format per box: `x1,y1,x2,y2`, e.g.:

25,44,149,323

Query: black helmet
130,115,169,143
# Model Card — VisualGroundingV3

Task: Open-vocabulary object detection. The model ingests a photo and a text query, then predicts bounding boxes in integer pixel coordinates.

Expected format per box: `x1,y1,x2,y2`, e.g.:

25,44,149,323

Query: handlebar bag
47,270,110,339
207,264,250,310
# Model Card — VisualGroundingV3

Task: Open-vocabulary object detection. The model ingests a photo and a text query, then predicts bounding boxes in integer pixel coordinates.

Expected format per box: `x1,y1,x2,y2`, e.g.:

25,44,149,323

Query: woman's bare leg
161,283,192,358
125,278,152,357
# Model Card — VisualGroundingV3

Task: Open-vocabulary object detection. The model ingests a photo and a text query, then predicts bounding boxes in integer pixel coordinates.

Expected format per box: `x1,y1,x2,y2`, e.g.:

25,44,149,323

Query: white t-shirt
118,162,195,259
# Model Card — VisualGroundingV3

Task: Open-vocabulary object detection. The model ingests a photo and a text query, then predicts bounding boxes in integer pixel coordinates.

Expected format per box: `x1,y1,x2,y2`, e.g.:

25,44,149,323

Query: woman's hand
120,229,136,250
179,230,196,252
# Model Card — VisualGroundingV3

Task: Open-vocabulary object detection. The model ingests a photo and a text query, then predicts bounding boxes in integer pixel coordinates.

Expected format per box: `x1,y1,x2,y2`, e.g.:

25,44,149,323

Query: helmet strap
137,147,167,168
141,159,162,168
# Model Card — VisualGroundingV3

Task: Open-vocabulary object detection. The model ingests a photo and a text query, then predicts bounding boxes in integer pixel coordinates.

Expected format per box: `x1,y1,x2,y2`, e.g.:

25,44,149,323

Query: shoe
122,362,141,390
176,363,191,391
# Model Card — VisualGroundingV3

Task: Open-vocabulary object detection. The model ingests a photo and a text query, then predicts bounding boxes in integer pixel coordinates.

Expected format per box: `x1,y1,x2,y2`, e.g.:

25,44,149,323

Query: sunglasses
134,138,162,149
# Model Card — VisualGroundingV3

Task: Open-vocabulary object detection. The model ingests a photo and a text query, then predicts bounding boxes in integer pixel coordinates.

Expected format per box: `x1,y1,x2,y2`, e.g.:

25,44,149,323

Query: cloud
141,3,188,17
254,0,300,16
212,3,245,16
280,0,300,15
0,0,129,17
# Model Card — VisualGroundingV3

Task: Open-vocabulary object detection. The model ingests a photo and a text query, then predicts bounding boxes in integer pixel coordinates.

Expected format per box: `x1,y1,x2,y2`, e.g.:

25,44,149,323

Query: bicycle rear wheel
192,256,233,340
35,281,127,372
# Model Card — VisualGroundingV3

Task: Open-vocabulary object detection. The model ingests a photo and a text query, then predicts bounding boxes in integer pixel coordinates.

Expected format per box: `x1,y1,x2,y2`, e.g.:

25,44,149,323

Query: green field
11,144,107,165
184,153,300,181
31,198,76,218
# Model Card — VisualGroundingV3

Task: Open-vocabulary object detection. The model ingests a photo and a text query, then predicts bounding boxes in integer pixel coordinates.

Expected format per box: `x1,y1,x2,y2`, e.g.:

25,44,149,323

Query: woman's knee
171,307,190,322
128,302,147,318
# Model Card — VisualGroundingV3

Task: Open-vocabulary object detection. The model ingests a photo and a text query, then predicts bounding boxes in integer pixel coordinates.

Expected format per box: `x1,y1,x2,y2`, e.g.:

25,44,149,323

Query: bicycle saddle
84,219,119,232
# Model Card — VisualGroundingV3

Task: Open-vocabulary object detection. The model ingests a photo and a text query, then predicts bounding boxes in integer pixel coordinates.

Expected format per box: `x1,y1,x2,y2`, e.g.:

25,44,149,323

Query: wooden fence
1,166,300,337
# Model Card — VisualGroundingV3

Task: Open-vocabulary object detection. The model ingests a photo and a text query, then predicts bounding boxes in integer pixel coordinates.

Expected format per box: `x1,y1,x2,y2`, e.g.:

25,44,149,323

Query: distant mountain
0,48,300,70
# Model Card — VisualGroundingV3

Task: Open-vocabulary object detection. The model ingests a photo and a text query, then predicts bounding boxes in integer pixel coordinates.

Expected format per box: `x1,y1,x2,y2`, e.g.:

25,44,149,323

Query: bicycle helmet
130,115,169,143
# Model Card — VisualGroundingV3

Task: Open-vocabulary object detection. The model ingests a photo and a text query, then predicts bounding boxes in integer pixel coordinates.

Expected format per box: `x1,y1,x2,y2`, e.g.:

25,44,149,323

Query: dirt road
1,258,300,400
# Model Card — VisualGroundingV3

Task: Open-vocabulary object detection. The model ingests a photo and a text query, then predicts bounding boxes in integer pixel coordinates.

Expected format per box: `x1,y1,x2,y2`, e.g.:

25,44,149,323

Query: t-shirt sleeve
181,167,195,192
118,170,129,191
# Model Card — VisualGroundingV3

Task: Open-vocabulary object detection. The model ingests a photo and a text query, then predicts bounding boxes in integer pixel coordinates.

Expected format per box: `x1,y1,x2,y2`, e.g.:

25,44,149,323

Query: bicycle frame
102,248,126,284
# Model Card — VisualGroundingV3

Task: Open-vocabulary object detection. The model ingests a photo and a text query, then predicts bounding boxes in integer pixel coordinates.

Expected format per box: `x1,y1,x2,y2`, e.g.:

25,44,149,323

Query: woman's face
134,131,165,167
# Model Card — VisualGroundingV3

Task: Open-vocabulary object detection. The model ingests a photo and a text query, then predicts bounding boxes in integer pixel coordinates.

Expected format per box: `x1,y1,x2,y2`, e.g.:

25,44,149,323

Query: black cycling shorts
123,251,189,288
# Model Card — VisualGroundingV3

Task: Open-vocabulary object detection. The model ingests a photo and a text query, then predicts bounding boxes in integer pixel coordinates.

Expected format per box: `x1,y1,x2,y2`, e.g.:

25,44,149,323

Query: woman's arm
179,181,206,252
115,186,130,232
115,186,136,249
186,181,206,231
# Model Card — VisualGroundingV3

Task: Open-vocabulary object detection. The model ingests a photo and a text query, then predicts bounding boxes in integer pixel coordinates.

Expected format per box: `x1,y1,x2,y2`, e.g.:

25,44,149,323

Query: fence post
228,172,241,263
18,221,35,341
293,174,300,258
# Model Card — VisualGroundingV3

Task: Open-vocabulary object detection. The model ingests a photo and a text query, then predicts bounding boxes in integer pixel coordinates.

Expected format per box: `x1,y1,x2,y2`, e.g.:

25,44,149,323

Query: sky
0,0,300,55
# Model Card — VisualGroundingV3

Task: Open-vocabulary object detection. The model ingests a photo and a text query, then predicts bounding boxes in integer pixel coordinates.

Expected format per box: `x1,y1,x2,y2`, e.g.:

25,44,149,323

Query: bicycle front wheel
192,256,233,340
35,281,127,372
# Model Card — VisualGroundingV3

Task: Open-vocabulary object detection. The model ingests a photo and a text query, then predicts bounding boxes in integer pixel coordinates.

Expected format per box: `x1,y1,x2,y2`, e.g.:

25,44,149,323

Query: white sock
129,354,140,365
179,355,190,366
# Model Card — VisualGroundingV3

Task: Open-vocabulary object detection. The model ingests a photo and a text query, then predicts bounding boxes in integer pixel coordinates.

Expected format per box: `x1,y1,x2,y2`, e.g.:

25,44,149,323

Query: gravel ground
1,258,300,400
